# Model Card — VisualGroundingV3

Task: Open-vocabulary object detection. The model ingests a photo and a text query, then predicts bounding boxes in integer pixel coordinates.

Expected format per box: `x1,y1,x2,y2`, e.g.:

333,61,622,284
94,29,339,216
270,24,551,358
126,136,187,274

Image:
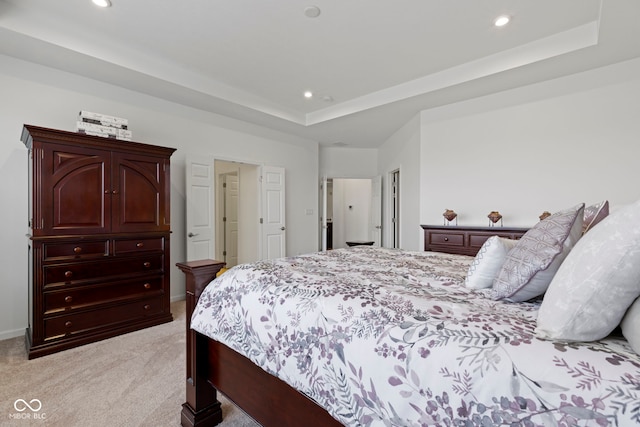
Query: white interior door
370,175,382,246
225,173,239,267
186,155,215,261
261,166,286,260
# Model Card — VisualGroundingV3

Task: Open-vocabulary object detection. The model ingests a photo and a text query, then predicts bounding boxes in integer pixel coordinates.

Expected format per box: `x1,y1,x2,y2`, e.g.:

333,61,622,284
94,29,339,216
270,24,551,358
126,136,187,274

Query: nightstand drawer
44,277,163,314
428,232,464,246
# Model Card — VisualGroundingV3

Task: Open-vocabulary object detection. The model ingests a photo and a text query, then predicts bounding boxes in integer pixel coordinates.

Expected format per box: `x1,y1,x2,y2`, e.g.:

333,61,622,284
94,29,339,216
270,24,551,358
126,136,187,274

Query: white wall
0,54,320,340
377,114,422,251
419,58,640,229
319,147,378,179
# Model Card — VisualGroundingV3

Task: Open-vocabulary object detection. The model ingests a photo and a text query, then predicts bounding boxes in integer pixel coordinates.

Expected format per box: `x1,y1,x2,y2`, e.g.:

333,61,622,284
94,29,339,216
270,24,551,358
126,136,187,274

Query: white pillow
485,203,584,302
465,236,519,289
536,199,640,341
621,297,640,355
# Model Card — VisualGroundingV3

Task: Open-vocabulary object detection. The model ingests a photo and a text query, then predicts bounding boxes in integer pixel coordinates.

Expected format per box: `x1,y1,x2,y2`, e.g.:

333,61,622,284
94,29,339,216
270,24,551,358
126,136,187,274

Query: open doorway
391,169,400,249
186,157,286,263
322,177,381,250
214,160,258,267
216,169,239,268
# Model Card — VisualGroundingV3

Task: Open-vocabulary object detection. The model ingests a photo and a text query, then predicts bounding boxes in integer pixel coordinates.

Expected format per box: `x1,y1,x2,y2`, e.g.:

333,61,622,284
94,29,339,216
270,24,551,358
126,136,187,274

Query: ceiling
1,0,640,148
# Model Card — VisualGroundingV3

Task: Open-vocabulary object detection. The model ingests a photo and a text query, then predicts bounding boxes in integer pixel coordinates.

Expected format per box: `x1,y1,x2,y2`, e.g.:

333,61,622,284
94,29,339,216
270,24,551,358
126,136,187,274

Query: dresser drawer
113,237,164,255
428,232,464,247
43,255,164,287
43,240,109,261
44,277,163,314
422,225,529,256
43,296,166,341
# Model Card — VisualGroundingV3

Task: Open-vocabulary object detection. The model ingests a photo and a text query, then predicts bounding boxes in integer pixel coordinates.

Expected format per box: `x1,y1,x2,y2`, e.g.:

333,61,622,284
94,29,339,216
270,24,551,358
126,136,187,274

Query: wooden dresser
421,225,529,256
22,125,176,359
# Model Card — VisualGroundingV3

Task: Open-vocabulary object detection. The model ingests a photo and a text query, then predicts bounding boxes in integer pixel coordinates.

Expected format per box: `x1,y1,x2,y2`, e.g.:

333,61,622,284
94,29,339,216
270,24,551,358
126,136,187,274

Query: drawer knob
73,246,82,254
143,262,151,268
143,304,151,310
143,283,151,289
64,271,73,279
443,237,449,242
64,296,73,303
65,321,73,328
136,242,144,248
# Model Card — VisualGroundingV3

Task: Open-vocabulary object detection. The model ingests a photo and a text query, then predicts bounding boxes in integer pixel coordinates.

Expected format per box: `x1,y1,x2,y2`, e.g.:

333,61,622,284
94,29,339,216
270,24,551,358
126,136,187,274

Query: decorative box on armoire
22,125,176,359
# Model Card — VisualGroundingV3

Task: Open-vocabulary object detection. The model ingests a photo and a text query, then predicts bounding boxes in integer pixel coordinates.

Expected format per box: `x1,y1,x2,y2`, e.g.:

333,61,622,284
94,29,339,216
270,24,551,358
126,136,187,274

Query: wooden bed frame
176,226,529,427
176,259,342,427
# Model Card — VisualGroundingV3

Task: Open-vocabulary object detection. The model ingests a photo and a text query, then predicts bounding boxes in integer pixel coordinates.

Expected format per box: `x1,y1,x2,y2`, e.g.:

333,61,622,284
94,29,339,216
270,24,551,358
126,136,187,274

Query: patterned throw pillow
582,200,609,234
536,199,640,341
465,236,519,289
484,203,584,302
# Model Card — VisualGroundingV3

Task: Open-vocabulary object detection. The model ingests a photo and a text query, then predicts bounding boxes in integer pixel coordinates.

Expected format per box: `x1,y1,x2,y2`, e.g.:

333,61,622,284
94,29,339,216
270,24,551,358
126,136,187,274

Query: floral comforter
191,247,640,426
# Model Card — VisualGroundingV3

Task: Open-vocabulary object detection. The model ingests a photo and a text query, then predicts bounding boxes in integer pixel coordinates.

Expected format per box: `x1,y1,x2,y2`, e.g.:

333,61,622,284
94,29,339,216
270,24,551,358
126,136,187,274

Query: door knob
280,227,286,231
188,232,198,237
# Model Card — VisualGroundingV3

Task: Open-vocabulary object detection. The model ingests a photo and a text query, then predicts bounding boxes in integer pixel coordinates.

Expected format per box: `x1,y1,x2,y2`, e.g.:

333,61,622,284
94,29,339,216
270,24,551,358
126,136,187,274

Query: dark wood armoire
22,125,176,359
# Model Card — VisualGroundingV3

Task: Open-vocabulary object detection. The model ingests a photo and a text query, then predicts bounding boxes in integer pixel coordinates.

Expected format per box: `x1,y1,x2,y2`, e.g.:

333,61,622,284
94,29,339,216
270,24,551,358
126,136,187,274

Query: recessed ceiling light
494,15,510,27
304,6,321,18
304,91,313,99
92,0,112,8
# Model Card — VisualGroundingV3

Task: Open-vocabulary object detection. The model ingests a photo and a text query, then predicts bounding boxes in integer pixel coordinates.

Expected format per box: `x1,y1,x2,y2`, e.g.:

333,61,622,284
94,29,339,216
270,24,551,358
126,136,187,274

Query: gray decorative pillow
582,200,609,234
536,199,640,341
485,203,584,302
465,236,518,289
621,297,640,355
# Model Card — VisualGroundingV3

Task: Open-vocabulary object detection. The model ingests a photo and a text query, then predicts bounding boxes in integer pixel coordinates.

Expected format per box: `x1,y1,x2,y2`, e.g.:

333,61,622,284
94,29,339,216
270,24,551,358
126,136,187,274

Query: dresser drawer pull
64,271,73,279
143,262,151,268
143,283,151,289
143,304,151,310
64,296,73,303
136,242,144,248
65,321,73,328
443,237,449,242
73,246,82,254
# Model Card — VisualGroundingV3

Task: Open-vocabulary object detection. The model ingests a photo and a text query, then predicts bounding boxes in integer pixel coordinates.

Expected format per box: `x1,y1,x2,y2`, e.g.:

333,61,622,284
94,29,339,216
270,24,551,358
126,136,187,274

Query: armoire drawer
42,240,109,261
43,255,164,287
113,237,164,255
44,277,163,314
43,296,166,341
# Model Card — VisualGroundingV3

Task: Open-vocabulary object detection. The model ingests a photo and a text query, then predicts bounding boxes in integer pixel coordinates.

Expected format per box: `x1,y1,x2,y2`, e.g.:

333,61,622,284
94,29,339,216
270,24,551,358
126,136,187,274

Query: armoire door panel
41,144,111,235
112,154,167,232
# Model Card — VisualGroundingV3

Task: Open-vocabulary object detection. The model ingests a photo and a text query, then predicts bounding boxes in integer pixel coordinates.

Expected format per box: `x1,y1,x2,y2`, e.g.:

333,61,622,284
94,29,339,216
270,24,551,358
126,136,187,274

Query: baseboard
171,294,186,303
0,327,25,341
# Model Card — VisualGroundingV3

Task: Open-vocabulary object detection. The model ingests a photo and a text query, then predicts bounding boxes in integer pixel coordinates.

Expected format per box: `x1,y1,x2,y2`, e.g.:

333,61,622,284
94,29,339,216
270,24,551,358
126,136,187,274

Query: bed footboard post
176,260,226,427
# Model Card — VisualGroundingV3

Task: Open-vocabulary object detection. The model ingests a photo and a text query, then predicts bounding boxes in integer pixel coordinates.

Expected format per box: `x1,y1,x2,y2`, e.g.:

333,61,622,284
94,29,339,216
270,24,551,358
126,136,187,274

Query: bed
177,201,640,427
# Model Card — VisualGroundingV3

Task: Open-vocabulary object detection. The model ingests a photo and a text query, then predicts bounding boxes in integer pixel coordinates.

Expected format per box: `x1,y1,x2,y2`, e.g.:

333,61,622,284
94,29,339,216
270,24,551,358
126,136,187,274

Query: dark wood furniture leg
176,260,226,427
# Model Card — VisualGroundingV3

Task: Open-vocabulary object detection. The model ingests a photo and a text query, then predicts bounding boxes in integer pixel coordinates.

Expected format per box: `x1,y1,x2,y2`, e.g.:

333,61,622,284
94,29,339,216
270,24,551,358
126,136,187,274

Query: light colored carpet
0,301,259,427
